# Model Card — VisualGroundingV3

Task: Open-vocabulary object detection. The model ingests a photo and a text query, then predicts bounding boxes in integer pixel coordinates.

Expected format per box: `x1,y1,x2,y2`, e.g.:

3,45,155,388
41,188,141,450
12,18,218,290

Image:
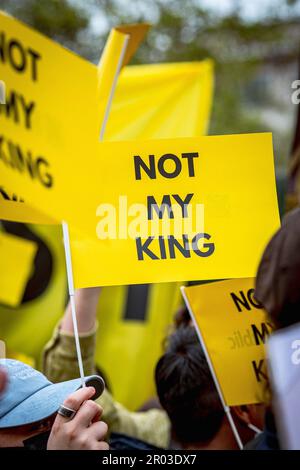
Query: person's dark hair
255,207,300,330
173,306,191,329
155,326,224,445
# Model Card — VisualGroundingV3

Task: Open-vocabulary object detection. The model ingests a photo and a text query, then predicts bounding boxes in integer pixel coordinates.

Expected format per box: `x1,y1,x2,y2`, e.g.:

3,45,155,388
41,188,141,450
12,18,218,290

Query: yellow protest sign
0,10,98,196
0,199,56,224
182,278,273,405
70,133,279,287
0,231,37,307
105,60,214,141
0,10,147,215
0,223,67,359
1,131,279,286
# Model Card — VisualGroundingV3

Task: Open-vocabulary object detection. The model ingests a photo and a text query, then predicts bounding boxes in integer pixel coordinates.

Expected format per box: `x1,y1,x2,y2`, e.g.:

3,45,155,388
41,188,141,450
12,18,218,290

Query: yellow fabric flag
97,24,150,139
182,278,273,405
104,60,213,141
0,231,37,307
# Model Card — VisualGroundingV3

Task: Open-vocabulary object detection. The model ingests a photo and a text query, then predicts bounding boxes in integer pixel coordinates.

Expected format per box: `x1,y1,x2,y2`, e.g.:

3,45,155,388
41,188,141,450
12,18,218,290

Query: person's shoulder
243,433,266,450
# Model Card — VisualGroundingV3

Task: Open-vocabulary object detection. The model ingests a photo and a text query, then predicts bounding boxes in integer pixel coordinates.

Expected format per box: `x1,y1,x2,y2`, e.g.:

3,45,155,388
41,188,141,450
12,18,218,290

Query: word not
230,288,262,313
0,135,53,188
134,152,199,180
0,32,41,81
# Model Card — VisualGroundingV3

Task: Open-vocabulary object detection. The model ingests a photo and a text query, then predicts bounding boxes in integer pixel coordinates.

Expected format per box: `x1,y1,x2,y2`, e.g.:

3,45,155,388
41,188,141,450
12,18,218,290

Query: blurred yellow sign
0,231,37,307
0,10,147,221
182,278,273,405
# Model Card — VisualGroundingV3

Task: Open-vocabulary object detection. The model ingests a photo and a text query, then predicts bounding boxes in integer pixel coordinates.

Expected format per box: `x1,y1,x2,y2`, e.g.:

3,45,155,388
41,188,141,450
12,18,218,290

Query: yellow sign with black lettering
0,10,147,217
182,278,273,405
2,132,280,286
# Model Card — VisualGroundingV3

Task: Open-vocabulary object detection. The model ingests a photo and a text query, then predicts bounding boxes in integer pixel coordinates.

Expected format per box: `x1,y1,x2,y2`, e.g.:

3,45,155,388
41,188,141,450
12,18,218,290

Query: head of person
155,326,264,449
0,359,103,449
255,207,300,330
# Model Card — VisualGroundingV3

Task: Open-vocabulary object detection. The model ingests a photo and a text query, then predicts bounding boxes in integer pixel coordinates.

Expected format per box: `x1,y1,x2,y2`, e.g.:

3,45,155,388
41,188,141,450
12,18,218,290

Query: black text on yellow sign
0,29,54,190
183,278,274,405
132,151,214,261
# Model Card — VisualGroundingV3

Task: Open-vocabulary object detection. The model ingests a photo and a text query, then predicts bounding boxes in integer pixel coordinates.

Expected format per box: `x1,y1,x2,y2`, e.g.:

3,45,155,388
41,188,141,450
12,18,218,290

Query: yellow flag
98,24,150,139
105,60,213,141
0,231,37,307
182,278,273,405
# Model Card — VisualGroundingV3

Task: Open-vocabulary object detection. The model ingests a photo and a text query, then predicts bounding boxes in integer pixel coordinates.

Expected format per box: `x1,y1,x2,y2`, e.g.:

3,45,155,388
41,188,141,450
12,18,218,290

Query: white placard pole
62,221,85,388
99,34,130,141
61,33,131,387
181,286,244,450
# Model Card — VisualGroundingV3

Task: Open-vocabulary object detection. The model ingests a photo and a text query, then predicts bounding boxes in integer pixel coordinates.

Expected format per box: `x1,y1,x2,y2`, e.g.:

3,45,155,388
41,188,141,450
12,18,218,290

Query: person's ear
232,405,263,434
231,405,251,426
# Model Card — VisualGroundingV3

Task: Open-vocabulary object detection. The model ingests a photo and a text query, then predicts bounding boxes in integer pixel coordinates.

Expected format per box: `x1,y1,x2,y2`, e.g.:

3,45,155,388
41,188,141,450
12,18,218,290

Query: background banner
0,230,37,307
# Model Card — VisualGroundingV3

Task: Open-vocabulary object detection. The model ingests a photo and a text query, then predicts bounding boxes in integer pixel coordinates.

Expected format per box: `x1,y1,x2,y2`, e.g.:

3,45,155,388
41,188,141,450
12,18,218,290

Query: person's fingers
90,441,110,451
64,386,95,410
91,404,103,423
88,420,108,442
54,386,95,425
71,399,103,429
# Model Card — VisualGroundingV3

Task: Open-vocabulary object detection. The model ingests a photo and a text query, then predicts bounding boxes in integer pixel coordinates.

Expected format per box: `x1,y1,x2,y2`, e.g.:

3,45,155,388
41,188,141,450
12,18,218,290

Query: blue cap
0,359,104,429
